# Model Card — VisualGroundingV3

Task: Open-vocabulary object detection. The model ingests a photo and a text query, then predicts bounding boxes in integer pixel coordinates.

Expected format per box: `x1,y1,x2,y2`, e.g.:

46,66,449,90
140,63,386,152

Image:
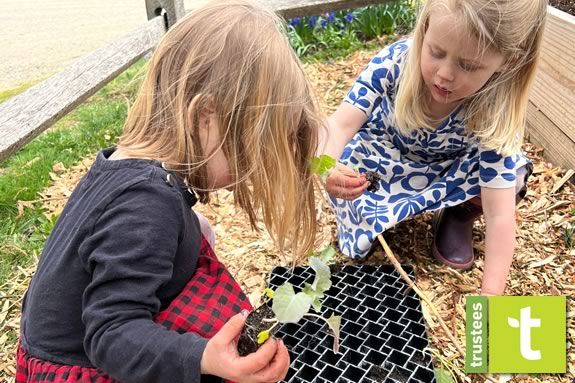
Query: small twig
377,235,499,383
377,234,464,356
551,169,575,194
560,284,575,290
525,200,571,217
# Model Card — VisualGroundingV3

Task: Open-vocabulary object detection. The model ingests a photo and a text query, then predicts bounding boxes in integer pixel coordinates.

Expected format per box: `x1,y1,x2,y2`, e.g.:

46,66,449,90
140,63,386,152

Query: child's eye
429,48,445,59
460,62,479,72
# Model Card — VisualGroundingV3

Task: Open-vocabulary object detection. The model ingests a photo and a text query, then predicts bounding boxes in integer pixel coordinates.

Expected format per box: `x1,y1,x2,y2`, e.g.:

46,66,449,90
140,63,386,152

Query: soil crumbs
2,48,574,383
550,0,575,15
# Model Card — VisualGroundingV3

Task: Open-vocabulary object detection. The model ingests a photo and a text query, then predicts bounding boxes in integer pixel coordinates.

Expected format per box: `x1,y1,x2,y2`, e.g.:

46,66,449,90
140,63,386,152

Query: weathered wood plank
529,6,575,143
0,16,165,162
527,101,575,171
267,0,391,19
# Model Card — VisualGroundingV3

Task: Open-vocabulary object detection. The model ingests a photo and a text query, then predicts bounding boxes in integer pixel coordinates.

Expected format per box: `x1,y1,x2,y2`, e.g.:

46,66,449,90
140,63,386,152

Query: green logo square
488,296,566,373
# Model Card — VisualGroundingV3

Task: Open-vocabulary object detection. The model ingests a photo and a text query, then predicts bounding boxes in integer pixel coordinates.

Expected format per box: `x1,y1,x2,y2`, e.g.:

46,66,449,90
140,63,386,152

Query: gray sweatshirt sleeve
80,180,208,383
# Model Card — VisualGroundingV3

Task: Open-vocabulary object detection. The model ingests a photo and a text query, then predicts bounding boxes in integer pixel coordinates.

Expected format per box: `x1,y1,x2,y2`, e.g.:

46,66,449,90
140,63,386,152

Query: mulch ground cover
1,48,574,383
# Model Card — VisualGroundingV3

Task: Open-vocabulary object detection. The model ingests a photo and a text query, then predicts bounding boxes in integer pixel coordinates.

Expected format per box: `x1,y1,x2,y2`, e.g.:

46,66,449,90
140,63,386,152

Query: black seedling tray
268,265,436,383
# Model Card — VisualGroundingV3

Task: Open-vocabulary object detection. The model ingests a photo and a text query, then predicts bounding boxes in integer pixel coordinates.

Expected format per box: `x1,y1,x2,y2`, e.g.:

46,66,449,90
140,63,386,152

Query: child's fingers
216,311,248,344
237,337,279,376
326,172,367,191
334,163,362,177
252,339,290,382
328,181,370,200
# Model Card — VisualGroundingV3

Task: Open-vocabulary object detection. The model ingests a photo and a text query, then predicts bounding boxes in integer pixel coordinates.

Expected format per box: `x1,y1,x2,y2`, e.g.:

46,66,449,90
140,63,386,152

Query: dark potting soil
237,304,277,356
364,171,383,192
550,0,575,15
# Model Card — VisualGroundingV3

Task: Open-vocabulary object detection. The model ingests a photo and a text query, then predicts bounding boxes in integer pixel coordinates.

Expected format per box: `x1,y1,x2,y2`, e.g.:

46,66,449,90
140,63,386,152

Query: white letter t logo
508,306,541,360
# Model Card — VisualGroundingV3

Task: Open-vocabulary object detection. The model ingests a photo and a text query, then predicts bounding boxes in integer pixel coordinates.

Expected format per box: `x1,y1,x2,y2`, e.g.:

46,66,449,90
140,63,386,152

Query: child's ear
200,97,217,117
188,95,216,131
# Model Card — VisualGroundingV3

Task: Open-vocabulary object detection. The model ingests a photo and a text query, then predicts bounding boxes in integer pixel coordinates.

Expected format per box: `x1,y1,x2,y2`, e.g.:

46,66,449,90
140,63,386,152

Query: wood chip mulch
1,49,574,383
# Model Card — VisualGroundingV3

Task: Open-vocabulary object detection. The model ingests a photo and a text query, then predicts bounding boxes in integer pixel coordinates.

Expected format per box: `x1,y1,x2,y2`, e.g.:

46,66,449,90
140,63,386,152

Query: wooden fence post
145,0,185,29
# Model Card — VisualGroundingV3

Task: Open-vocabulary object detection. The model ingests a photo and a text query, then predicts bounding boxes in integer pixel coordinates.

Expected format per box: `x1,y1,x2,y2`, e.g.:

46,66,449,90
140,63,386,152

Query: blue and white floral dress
331,39,528,259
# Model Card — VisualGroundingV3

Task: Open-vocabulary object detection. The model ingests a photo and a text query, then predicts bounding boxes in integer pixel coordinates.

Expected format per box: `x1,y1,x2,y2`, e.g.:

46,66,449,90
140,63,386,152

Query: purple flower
308,16,318,28
327,12,336,23
321,19,327,28
289,17,301,27
345,13,354,23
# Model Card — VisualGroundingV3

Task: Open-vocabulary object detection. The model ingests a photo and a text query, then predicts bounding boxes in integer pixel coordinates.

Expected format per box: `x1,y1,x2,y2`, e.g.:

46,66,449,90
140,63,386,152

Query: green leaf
309,256,332,293
272,283,312,323
257,330,270,344
264,288,275,299
309,155,336,178
434,368,456,383
302,282,322,298
314,246,336,265
311,297,322,312
302,282,324,312
326,314,341,353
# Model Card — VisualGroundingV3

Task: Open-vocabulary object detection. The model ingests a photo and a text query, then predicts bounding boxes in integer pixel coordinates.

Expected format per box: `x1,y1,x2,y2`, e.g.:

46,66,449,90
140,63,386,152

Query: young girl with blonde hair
323,0,548,295
17,1,322,382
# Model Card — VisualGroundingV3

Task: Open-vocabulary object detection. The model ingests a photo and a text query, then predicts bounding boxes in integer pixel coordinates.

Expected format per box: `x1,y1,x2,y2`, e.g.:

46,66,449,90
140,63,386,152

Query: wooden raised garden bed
527,5,575,171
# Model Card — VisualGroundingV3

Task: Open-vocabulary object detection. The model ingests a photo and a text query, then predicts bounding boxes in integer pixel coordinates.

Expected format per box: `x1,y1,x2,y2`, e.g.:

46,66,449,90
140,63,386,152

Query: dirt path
0,0,204,91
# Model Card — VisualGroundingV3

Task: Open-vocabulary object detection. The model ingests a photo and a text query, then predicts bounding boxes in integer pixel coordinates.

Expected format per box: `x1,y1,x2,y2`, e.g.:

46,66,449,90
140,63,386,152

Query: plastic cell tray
267,265,437,383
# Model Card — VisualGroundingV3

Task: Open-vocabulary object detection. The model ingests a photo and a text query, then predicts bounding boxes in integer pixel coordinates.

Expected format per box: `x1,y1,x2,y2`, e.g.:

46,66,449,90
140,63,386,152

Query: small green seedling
309,154,336,180
256,247,341,353
310,154,383,192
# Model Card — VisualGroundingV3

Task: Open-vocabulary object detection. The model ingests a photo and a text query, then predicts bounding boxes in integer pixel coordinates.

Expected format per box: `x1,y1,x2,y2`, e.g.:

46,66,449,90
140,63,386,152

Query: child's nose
437,63,455,82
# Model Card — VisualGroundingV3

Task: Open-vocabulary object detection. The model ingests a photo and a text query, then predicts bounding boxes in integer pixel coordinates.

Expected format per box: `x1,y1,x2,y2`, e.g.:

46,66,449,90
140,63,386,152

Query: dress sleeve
80,180,208,383
343,40,410,117
478,147,521,188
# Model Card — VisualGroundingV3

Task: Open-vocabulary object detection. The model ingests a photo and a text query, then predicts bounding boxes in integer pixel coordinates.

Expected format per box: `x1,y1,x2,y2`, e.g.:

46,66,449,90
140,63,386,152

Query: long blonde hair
395,0,548,155
117,0,322,256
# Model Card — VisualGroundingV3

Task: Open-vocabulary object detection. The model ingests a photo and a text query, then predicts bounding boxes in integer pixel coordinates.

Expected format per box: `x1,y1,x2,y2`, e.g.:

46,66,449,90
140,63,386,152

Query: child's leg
195,211,216,249
432,164,532,269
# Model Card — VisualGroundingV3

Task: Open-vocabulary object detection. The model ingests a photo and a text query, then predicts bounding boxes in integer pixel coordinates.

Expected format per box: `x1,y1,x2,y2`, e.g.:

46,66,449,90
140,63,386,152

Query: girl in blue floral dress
322,0,548,295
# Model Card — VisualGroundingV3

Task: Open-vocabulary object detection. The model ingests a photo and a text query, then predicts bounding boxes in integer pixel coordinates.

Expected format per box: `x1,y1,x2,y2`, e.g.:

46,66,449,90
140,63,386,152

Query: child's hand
325,163,369,200
200,311,290,383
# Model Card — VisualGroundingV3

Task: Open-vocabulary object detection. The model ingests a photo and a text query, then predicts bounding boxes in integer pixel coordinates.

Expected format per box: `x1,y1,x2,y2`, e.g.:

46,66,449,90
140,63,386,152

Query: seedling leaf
434,368,456,383
310,257,331,293
257,330,270,344
311,297,322,312
310,155,336,179
326,314,341,353
314,246,336,265
272,283,312,323
302,282,323,298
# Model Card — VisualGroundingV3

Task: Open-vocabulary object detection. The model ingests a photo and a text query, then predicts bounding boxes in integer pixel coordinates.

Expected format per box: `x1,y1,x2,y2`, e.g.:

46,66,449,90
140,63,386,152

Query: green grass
0,81,38,103
0,61,145,285
302,38,390,63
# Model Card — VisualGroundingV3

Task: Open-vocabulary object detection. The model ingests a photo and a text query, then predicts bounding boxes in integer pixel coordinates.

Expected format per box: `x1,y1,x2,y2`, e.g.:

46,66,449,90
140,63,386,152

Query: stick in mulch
376,234,500,383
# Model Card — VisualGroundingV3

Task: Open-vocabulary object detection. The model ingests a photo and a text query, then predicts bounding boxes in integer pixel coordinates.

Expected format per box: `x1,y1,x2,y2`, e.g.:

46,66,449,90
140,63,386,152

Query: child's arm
321,103,367,159
479,186,517,295
321,103,370,199
81,184,289,383
321,41,409,200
